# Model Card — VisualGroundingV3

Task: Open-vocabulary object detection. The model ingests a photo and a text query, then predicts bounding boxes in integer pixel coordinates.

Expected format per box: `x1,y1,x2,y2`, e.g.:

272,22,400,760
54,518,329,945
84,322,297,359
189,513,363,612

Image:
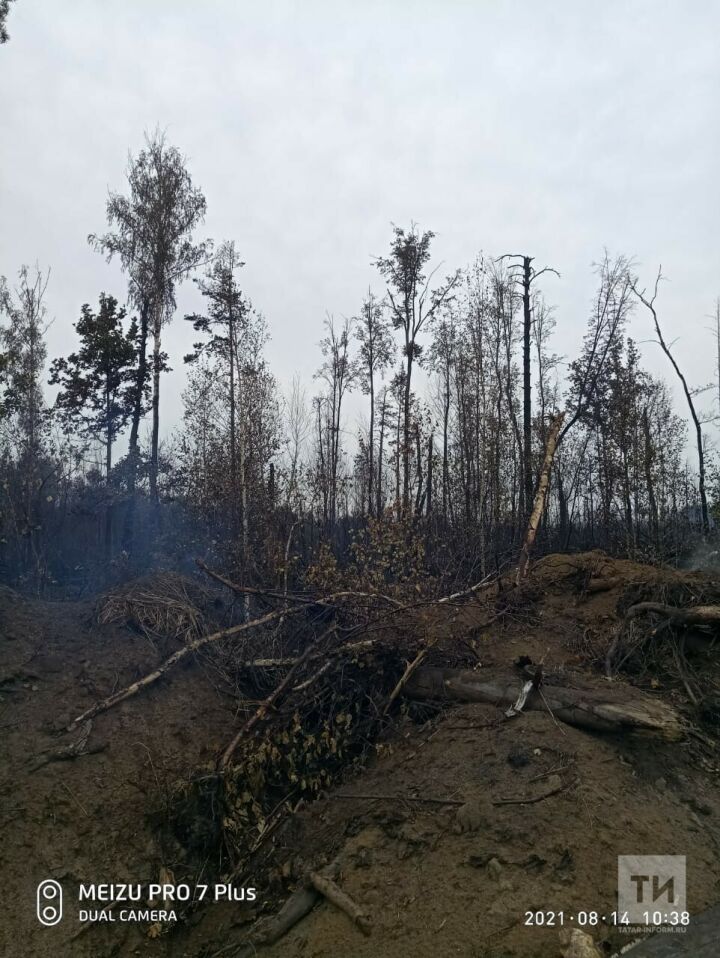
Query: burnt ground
1,552,720,958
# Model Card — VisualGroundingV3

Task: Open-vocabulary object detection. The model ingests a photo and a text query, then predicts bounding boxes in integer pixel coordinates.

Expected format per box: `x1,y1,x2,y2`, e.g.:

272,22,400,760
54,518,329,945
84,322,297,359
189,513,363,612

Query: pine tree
50,293,141,482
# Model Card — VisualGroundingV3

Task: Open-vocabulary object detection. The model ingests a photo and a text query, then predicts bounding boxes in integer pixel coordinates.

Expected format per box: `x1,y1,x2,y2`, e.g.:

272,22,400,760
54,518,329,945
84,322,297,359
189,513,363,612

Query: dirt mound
260,705,719,958
2,552,720,957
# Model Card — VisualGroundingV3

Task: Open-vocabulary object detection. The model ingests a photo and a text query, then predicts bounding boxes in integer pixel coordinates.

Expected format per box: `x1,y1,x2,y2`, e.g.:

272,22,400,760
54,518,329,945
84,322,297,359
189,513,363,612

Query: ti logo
36,880,63,926
617,855,686,923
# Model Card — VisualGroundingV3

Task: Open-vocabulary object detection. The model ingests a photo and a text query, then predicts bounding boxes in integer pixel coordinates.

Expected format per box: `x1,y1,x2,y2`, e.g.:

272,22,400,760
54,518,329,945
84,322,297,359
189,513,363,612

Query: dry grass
97,572,210,645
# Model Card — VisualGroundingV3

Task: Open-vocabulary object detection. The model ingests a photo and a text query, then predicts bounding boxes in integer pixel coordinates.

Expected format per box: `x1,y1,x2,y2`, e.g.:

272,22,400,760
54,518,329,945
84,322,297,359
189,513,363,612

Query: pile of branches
162,564,468,878
167,624,409,877
96,572,214,646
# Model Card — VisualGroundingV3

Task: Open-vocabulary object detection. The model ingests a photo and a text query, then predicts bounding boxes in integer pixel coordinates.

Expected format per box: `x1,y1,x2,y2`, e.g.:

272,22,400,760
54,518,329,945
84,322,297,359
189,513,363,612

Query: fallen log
405,667,685,740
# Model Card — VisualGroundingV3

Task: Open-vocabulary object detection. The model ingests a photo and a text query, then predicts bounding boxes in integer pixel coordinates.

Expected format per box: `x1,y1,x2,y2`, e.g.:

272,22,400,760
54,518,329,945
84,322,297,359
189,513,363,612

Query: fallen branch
197,559,404,609
492,777,576,806
233,886,320,958
67,593,383,733
292,660,332,693
234,639,379,672
333,792,464,806
29,721,107,772
66,605,308,731
383,646,429,716
308,871,372,936
197,559,314,606
72,562,503,735
435,571,502,605
232,859,371,957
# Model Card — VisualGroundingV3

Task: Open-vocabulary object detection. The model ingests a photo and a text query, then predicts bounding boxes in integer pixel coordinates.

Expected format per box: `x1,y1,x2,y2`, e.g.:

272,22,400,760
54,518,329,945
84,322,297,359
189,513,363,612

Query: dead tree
631,268,709,535
497,254,559,519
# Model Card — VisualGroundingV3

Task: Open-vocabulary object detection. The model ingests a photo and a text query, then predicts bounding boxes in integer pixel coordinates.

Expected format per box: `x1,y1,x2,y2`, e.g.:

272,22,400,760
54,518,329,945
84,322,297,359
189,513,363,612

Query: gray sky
1,0,719,446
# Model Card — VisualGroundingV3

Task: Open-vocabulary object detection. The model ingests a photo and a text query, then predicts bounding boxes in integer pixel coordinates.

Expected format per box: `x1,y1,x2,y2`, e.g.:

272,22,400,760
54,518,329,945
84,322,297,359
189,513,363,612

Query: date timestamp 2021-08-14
524,910,690,927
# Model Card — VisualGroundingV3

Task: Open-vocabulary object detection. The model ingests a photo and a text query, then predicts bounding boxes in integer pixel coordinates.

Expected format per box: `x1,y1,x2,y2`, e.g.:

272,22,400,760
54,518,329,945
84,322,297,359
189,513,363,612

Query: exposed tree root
625,602,720,625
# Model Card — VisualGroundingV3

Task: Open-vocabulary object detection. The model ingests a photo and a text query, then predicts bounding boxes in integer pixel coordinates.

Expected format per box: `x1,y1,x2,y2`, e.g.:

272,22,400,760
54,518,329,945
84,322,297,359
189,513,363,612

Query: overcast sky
1,0,719,448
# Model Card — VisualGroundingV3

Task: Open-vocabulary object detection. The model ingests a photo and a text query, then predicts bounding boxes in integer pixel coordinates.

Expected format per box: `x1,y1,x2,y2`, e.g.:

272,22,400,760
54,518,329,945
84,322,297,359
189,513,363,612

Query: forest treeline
1,131,718,595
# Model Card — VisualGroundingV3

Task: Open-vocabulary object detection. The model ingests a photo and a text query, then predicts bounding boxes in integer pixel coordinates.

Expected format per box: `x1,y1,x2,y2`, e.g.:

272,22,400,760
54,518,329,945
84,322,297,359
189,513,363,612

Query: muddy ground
1,552,719,957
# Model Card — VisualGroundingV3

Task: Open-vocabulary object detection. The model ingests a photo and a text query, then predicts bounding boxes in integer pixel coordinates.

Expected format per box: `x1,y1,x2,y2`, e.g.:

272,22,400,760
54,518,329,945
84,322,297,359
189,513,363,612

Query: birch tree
90,130,209,542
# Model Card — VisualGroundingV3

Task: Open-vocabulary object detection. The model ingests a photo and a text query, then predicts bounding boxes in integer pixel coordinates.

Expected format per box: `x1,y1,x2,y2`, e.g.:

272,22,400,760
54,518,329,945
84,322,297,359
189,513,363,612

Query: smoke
683,541,720,572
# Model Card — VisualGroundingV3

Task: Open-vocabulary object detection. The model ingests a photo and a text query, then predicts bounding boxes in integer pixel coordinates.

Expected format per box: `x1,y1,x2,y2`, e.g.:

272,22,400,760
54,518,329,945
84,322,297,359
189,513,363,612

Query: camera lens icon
36,880,63,926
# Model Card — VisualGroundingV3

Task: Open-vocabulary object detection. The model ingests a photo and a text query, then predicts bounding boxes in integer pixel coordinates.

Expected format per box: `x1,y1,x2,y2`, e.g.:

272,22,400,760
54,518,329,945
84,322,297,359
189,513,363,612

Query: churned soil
1,552,719,958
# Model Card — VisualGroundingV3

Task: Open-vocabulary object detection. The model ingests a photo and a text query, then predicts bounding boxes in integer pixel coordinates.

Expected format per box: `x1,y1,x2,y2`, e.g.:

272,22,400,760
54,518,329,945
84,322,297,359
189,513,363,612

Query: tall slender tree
354,290,395,516
375,224,460,515
497,254,559,518
315,316,356,527
631,268,710,535
0,266,51,585
184,240,253,576
90,130,209,541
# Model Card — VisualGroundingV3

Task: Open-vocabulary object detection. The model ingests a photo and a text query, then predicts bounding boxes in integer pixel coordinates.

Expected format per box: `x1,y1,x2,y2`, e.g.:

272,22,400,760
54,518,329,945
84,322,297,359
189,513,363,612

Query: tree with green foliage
90,129,209,539
49,293,142,482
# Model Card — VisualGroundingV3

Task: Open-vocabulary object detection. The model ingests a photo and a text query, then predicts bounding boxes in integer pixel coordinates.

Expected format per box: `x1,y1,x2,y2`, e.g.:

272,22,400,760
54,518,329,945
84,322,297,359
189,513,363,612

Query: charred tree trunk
426,433,434,517
642,407,660,549
122,297,150,554
149,303,162,509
